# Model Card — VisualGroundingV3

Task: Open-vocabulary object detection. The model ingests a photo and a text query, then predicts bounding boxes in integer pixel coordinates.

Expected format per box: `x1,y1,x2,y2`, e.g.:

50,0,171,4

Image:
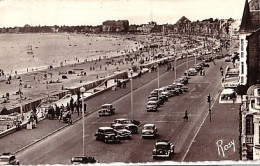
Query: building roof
239,0,255,32
175,16,191,25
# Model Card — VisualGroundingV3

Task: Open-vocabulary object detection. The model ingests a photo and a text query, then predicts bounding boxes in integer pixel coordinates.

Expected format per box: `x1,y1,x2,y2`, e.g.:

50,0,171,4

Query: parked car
148,97,162,106
225,57,231,62
71,156,97,164
199,62,209,67
184,68,197,76
98,104,115,117
112,124,132,139
142,124,157,138
148,92,165,104
111,118,138,134
147,101,158,112
0,153,20,165
152,140,174,159
94,127,121,143
194,64,203,71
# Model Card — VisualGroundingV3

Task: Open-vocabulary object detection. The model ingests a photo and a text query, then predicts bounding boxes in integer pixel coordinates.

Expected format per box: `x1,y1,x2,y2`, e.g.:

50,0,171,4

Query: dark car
111,118,138,134
0,153,20,165
98,104,115,117
71,156,97,164
199,62,209,67
152,140,174,159
94,127,120,143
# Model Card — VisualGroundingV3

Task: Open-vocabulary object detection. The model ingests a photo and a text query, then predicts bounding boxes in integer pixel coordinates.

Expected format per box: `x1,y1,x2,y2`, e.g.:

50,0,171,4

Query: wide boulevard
16,56,228,164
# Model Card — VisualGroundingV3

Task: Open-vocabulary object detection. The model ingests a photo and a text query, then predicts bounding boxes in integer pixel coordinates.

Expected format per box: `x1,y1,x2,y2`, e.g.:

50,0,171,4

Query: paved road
16,57,228,164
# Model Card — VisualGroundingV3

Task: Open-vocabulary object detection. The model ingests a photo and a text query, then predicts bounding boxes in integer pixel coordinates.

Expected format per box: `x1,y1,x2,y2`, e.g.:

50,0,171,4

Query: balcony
246,135,254,144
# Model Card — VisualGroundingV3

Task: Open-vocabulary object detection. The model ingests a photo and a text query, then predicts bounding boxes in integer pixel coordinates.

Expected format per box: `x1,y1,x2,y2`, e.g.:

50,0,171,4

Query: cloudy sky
0,0,246,27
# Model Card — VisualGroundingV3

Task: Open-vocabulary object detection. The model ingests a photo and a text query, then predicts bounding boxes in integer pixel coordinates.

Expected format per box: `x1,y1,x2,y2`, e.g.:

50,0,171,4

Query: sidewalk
184,101,240,161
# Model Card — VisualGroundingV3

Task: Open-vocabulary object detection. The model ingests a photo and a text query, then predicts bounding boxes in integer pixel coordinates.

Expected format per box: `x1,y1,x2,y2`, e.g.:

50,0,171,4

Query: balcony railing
246,135,254,144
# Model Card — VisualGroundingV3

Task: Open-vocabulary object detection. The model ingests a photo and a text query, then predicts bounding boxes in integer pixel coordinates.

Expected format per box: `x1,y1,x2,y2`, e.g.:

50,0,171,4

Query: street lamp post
130,70,134,121
174,56,177,80
157,64,160,89
80,87,86,156
19,79,23,119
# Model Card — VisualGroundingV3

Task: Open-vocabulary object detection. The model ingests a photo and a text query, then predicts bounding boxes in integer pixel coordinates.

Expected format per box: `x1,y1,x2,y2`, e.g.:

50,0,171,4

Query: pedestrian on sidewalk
55,104,60,119
70,97,74,114
76,102,80,116
84,103,87,113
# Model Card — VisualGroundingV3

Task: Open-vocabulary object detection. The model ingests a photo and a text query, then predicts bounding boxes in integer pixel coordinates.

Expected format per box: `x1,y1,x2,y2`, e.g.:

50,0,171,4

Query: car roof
102,104,112,106
98,127,113,130
112,123,125,127
144,124,155,127
115,118,128,121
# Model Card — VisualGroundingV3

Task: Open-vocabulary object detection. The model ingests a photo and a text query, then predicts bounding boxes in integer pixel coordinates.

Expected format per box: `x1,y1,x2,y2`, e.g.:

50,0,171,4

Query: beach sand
0,33,139,75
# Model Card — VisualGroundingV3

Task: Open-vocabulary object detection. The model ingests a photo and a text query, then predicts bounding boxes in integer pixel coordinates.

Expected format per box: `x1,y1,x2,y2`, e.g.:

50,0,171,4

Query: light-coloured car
142,124,157,138
0,153,20,165
111,118,138,134
112,124,132,139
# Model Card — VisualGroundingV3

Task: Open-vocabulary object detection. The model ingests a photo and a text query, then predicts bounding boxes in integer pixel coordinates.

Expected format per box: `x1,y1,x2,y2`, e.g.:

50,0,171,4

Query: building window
241,52,244,58
246,115,254,135
241,76,244,84
241,39,244,51
241,62,244,74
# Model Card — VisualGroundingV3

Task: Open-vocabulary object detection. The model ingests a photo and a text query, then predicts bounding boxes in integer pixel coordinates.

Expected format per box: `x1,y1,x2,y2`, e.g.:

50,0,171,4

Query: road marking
181,91,220,161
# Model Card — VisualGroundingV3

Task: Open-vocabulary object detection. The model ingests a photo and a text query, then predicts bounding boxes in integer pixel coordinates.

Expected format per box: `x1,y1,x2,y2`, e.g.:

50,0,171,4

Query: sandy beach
0,33,139,75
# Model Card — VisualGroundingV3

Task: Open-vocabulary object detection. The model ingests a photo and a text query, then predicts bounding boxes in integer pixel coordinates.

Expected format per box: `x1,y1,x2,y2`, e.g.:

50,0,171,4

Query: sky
0,0,246,28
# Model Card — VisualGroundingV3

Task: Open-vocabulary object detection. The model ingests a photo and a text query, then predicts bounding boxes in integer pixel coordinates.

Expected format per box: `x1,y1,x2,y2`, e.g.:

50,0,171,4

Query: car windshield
115,126,125,130
148,102,156,106
122,120,131,124
104,129,114,134
144,126,153,130
0,158,9,162
102,105,111,109
156,144,168,150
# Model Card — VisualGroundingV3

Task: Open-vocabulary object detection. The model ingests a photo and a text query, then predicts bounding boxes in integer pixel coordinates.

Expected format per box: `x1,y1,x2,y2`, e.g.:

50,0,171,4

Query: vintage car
0,153,20,165
98,104,115,117
148,97,161,106
146,101,158,112
152,140,174,159
142,124,157,138
94,127,120,143
199,62,209,67
184,68,197,76
194,64,203,71
71,156,97,164
112,124,132,139
225,57,231,62
111,118,138,134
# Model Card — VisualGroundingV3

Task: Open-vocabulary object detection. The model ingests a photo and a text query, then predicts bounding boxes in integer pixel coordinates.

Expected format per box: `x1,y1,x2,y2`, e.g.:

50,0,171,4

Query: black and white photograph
0,0,258,165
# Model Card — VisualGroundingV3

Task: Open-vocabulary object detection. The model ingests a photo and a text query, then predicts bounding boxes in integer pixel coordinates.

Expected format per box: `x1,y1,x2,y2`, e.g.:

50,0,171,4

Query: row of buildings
0,17,235,37
238,0,260,161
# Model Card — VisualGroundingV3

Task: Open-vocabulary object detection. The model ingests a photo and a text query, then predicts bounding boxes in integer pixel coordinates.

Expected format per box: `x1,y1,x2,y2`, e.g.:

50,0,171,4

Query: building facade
241,85,260,160
239,0,260,86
